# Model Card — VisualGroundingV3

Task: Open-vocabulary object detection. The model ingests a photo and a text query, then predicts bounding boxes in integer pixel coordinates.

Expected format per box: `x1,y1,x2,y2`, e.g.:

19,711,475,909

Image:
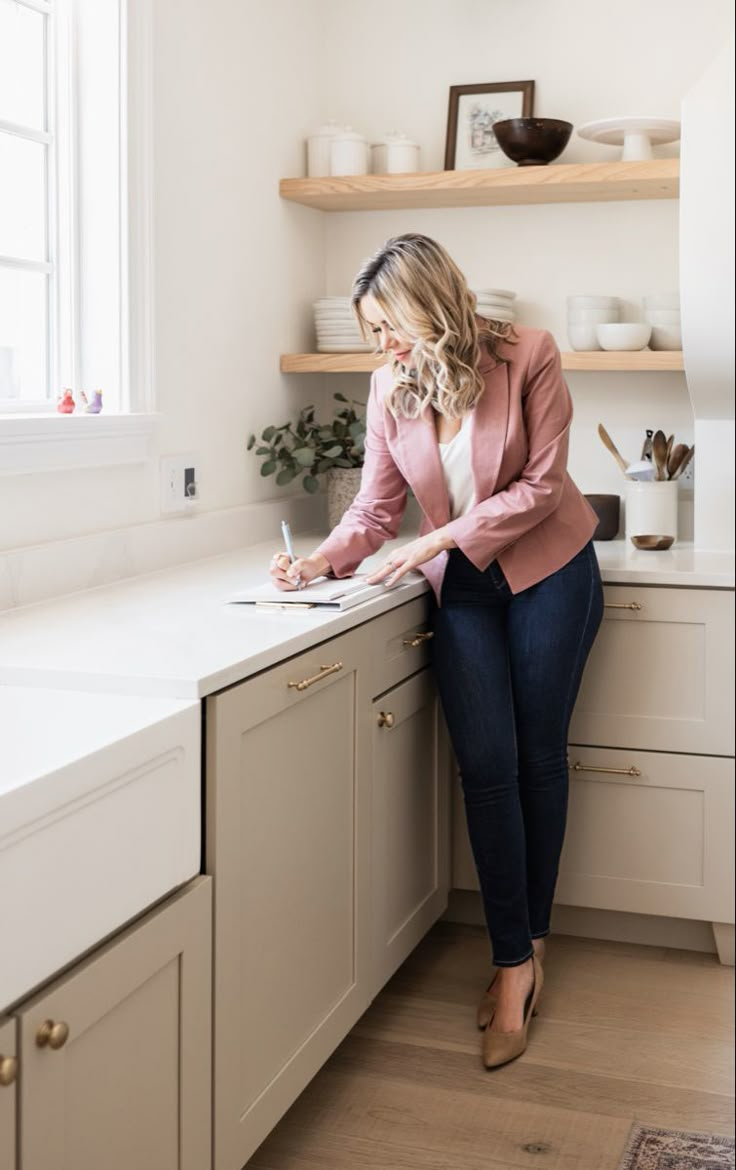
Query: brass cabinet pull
604,602,643,611
287,661,343,692
377,711,395,729
402,631,434,648
571,761,642,777
35,1020,70,1050
0,1055,18,1086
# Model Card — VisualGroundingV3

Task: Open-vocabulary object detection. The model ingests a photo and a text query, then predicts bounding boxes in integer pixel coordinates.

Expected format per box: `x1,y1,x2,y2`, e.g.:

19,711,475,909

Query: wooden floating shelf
280,351,685,374
279,159,679,212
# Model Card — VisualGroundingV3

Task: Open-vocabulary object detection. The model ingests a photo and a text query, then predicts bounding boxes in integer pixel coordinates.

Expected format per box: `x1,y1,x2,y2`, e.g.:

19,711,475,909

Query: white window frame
0,0,156,473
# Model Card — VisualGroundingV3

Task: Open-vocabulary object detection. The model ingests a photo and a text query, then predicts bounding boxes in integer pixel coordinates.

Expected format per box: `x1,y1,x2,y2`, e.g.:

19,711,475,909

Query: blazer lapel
471,357,510,503
396,412,451,528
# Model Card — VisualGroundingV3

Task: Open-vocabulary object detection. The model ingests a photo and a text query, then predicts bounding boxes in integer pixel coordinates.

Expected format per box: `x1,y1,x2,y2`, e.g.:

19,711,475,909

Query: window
0,0,151,424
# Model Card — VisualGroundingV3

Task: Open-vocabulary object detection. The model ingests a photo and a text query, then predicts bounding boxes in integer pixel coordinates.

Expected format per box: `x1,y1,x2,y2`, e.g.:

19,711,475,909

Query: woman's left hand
365,529,455,587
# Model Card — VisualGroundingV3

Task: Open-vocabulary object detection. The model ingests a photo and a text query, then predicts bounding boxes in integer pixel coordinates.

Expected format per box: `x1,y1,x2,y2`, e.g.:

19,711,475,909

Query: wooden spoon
665,433,675,472
670,444,695,480
667,442,689,479
597,423,629,476
651,430,668,481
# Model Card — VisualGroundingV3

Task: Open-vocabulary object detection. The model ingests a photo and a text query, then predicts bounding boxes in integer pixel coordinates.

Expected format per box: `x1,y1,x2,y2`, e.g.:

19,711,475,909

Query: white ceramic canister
330,127,370,176
625,480,679,544
371,132,420,174
306,121,343,177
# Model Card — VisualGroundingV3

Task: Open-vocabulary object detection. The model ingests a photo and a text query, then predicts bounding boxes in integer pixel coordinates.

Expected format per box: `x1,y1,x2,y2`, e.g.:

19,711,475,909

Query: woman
270,233,603,1069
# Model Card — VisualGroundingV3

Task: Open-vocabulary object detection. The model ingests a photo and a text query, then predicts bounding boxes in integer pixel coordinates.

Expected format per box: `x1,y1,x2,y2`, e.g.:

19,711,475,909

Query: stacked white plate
473,288,516,323
567,295,620,351
643,293,681,350
314,297,372,353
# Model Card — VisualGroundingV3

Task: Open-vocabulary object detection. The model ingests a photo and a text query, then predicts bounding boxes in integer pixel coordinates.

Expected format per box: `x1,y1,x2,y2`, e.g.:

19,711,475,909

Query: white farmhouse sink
0,687,201,1011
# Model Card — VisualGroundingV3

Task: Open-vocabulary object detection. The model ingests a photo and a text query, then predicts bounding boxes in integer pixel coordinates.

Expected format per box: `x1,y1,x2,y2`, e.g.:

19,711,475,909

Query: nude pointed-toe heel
478,946,545,1030
482,955,544,1070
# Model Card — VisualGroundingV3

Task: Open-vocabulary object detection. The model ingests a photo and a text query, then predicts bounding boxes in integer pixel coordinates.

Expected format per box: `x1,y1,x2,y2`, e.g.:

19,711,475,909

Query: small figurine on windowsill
56,388,75,413
80,389,103,414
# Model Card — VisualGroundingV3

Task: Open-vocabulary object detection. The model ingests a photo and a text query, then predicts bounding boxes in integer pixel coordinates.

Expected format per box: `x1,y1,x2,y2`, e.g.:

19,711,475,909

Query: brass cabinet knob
36,1020,70,1050
0,1055,18,1087
377,711,395,728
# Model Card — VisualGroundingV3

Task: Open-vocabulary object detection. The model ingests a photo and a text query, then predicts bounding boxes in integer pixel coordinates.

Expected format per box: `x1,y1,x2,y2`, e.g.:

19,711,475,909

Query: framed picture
445,81,535,170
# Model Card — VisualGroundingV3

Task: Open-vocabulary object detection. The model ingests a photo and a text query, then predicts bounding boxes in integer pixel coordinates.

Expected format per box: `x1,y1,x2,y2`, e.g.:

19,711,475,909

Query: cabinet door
17,877,211,1170
569,586,734,755
0,1018,16,1170
558,747,734,923
370,668,451,991
206,629,370,1170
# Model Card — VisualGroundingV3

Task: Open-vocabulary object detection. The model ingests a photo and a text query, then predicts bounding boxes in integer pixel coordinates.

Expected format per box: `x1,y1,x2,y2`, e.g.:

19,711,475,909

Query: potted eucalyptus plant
247,393,366,528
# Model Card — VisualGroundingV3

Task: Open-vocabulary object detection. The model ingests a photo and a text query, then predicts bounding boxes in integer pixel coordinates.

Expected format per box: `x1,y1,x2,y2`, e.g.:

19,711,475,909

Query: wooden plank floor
248,923,735,1170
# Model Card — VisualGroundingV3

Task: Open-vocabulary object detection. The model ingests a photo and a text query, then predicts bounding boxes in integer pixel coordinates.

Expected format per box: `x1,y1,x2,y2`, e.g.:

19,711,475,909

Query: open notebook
228,573,421,611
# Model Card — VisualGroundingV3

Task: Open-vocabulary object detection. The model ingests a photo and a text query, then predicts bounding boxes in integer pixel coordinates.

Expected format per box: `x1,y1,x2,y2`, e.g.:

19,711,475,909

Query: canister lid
373,130,419,147
332,125,369,143
308,120,343,138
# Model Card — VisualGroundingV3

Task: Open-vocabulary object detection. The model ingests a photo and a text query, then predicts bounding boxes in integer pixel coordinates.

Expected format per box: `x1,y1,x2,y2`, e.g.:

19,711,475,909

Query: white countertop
0,536,732,703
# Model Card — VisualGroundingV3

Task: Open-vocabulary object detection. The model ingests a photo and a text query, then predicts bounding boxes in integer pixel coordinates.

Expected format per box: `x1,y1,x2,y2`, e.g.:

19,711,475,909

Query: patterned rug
618,1122,735,1170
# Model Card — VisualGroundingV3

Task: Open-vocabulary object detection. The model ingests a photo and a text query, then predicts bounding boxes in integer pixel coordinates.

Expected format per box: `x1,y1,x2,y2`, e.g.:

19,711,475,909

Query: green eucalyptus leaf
323,445,343,458
303,474,319,493
260,461,277,476
246,435,256,450
276,468,297,486
317,458,334,473
334,392,348,402
261,426,276,442
293,447,315,467
255,445,271,456
334,457,354,468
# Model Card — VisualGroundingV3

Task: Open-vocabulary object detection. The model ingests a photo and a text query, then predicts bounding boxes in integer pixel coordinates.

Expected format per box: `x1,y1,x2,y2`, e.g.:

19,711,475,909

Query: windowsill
0,413,158,474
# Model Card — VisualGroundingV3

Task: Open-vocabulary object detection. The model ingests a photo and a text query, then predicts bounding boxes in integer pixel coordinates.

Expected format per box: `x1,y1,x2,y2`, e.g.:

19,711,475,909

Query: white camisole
438,414,475,519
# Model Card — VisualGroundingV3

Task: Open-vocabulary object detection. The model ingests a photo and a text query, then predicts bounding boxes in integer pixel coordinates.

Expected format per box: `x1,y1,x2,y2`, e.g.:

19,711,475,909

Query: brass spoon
652,430,668,481
667,442,689,479
597,423,629,475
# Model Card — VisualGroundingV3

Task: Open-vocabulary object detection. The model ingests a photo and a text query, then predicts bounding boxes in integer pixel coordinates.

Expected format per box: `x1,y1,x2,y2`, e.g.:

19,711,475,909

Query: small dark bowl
585,494,620,541
493,117,573,166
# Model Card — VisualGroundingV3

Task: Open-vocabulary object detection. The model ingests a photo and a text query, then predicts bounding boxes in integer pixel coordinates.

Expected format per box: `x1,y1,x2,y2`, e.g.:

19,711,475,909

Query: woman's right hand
269,551,332,591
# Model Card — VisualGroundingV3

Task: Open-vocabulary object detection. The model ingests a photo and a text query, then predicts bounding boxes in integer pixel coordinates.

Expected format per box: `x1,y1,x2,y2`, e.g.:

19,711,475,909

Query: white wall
318,0,733,535
0,0,328,552
1,0,733,559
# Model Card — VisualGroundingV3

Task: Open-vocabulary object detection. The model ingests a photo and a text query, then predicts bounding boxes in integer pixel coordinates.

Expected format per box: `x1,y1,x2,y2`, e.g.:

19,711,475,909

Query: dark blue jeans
431,541,603,967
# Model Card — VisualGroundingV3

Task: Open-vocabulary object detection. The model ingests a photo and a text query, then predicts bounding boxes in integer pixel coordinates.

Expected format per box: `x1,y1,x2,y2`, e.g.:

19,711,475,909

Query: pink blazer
316,326,598,603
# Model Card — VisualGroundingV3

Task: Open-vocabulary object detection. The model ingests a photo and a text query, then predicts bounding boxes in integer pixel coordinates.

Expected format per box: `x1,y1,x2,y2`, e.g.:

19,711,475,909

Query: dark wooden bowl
630,535,675,551
492,118,573,166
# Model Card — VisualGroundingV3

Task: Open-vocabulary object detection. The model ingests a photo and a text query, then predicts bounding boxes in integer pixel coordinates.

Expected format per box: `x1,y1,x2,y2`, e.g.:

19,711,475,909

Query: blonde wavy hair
352,233,517,420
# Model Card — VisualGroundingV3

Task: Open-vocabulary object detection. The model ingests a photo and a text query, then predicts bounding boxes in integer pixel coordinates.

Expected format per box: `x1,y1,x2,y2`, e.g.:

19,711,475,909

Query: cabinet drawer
364,596,434,696
557,747,734,922
569,585,734,756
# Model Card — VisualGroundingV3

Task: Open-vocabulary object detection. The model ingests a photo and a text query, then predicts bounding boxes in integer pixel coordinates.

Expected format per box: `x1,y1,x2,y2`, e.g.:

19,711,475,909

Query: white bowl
650,325,682,350
596,322,652,351
567,308,620,323
643,308,681,324
643,293,680,310
566,295,620,308
568,324,602,351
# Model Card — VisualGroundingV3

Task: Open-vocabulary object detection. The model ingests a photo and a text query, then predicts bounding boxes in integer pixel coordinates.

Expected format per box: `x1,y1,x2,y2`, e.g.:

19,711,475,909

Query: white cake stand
577,117,681,161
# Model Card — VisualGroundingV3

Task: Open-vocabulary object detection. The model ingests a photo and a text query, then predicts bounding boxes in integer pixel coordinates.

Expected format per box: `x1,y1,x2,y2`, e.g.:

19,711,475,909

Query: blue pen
280,520,302,587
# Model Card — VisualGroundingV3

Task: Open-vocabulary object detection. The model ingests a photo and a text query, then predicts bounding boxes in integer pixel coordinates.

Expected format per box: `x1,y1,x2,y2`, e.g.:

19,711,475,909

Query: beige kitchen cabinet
0,1018,16,1170
205,597,451,1170
370,667,451,991
569,585,734,756
557,747,734,921
16,876,211,1170
206,625,372,1170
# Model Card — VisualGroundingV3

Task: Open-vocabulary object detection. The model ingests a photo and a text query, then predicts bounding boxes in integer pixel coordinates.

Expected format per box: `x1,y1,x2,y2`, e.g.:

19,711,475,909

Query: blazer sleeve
446,330,573,571
314,370,408,577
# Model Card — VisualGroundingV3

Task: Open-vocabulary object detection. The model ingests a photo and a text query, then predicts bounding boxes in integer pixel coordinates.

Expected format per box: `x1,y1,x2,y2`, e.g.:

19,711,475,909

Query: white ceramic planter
626,480,679,544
